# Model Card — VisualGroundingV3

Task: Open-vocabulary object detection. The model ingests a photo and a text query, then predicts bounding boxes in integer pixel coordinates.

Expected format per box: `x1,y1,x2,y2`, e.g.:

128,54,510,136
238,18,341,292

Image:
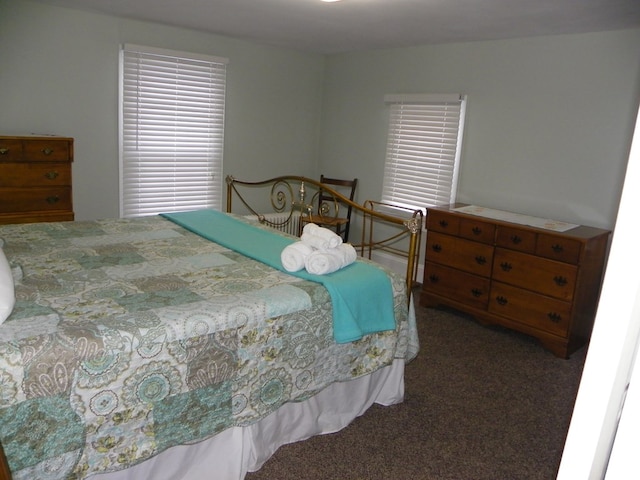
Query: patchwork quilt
0,214,419,479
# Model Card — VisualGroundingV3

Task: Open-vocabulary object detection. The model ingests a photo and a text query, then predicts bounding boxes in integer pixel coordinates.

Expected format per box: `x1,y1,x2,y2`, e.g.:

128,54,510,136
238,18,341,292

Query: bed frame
0,175,422,480
225,175,423,294
0,448,9,480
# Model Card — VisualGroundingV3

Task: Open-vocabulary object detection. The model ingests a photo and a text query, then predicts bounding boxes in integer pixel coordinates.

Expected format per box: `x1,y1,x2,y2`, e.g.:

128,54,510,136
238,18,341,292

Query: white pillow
0,247,15,324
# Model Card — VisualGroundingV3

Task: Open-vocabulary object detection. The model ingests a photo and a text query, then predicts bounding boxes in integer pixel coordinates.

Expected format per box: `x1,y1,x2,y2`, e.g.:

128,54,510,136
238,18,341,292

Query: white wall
0,0,325,220
319,29,640,231
2,1,638,233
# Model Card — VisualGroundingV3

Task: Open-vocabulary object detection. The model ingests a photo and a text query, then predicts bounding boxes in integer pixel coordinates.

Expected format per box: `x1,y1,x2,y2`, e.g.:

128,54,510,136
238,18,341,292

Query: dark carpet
245,298,586,480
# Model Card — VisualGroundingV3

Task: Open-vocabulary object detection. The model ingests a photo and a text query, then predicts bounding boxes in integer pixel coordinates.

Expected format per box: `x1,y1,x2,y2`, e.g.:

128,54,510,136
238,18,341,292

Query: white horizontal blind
120,44,228,217
381,94,466,213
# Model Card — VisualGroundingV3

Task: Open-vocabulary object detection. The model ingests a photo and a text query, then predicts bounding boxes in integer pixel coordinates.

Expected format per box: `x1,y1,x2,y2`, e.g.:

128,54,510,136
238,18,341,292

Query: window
120,44,228,217
381,94,467,213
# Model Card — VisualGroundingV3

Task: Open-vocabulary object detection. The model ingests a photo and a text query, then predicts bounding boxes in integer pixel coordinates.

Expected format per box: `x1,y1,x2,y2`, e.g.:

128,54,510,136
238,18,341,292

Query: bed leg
0,443,11,480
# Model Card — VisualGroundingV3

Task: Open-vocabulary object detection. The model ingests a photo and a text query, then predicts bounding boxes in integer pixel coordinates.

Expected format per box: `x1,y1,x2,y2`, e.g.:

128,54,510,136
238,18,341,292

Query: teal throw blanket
161,209,396,342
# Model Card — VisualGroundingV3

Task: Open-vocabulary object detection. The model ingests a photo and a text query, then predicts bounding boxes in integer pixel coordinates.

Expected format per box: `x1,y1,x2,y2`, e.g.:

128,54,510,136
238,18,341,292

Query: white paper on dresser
452,205,579,232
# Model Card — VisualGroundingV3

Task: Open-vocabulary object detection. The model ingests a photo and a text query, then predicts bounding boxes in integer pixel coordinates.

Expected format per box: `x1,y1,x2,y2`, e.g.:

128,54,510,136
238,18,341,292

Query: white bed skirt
94,359,405,480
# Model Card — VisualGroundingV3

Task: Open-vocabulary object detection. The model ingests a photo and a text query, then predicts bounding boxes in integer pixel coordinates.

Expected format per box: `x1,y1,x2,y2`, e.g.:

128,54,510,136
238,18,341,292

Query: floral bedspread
0,215,419,479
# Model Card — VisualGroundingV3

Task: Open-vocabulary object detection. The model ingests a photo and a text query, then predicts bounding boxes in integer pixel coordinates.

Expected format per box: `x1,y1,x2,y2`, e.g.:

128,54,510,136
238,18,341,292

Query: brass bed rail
225,175,422,297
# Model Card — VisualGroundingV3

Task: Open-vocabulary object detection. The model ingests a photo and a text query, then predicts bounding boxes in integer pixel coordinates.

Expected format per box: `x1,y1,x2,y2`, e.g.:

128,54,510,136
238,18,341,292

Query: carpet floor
245,298,587,480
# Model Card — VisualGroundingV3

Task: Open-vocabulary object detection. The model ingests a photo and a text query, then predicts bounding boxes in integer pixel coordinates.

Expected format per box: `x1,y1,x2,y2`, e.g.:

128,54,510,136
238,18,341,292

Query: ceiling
35,0,640,54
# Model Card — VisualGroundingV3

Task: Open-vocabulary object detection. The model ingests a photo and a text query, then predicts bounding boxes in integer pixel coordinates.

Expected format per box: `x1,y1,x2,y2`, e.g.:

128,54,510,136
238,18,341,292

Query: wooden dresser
0,135,74,225
419,203,610,358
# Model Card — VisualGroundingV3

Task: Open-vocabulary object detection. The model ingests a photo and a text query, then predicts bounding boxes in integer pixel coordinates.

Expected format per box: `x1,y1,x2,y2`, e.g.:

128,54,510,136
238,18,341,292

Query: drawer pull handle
438,220,448,228
431,244,442,253
471,288,483,297
44,171,59,180
510,235,521,244
46,195,60,204
548,312,562,323
0,148,9,155
471,227,482,235
41,148,54,155
428,274,439,283
475,255,486,265
554,275,568,286
496,296,508,306
500,262,512,272
551,244,564,253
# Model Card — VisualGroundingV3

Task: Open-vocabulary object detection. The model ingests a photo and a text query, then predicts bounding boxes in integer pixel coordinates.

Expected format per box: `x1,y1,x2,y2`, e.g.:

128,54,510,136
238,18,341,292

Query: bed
0,175,422,480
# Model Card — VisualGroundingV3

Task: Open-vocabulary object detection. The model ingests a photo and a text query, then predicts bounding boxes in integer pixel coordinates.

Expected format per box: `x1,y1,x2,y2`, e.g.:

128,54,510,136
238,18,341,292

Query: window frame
381,93,467,214
119,44,228,218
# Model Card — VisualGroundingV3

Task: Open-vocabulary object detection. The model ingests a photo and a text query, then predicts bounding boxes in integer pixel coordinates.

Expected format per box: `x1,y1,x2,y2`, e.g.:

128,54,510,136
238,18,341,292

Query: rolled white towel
281,241,314,272
304,243,357,275
300,232,330,250
302,223,342,248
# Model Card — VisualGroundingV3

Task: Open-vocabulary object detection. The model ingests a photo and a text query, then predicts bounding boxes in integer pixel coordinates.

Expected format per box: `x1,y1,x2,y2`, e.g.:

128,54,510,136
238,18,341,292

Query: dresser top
0,135,73,141
452,204,579,232
431,203,610,239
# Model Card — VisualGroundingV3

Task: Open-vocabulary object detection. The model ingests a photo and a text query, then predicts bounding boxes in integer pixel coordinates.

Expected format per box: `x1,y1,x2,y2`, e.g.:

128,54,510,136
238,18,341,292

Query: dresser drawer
458,217,495,244
424,262,490,309
0,187,72,213
427,210,460,235
0,139,23,162
496,225,536,254
489,282,571,337
0,163,72,187
23,140,71,162
426,231,493,277
536,233,582,264
493,248,577,301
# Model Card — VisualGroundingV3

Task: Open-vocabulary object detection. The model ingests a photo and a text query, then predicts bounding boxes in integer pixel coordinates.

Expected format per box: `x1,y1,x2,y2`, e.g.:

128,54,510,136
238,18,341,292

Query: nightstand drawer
489,282,571,337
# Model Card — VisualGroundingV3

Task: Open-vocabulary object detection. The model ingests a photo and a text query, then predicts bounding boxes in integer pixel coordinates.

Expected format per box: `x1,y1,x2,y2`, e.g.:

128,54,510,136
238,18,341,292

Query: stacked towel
299,232,330,250
300,222,343,249
304,243,357,275
280,223,356,275
281,241,315,272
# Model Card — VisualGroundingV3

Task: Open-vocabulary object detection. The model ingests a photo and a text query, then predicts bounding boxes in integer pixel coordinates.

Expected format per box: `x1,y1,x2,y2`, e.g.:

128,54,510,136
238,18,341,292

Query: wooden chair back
317,175,358,241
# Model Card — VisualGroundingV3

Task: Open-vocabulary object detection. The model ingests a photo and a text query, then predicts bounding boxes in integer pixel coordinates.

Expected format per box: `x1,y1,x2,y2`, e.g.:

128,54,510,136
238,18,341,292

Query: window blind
120,44,228,217
381,94,467,213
